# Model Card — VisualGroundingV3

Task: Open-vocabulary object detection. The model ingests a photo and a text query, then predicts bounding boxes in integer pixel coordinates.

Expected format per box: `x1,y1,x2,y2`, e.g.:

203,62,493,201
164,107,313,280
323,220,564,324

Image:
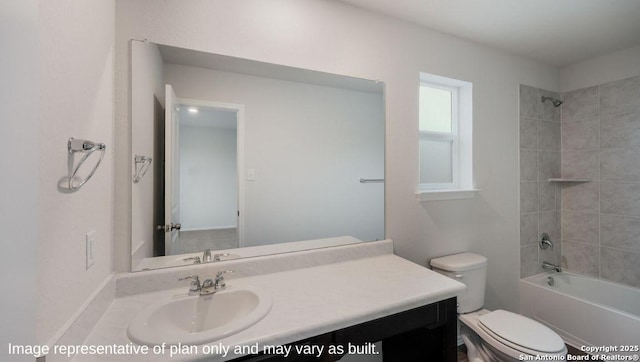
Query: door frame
178,98,246,247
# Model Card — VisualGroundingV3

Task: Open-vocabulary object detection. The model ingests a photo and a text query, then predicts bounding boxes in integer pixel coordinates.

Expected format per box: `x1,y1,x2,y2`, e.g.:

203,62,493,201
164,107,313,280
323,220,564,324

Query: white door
165,84,181,255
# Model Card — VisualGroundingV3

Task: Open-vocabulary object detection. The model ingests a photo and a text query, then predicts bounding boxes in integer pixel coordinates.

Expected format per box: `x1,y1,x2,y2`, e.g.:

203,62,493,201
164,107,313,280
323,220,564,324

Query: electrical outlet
86,230,96,269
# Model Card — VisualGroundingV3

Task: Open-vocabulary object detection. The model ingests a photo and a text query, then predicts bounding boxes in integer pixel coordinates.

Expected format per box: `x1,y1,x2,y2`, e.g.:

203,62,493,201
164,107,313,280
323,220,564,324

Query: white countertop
74,253,464,361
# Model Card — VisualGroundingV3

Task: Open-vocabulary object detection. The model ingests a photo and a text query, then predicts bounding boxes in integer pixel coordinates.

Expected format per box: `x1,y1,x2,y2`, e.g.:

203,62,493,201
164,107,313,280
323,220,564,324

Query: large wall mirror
131,42,385,271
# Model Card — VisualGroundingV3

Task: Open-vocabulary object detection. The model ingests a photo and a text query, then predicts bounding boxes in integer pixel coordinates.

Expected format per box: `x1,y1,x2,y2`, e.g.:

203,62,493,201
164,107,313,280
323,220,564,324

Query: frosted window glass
419,86,452,133
420,138,453,184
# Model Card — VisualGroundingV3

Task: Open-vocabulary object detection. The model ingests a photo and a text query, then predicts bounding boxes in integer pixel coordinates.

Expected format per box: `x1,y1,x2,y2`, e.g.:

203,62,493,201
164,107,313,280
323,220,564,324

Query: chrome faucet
203,249,212,263
183,256,201,264
178,275,201,295
542,261,562,273
178,271,234,296
178,275,218,296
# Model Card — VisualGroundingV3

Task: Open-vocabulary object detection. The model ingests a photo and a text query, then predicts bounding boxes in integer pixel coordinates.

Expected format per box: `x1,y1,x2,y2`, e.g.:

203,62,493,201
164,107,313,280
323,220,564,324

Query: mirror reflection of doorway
153,94,242,256
175,104,239,254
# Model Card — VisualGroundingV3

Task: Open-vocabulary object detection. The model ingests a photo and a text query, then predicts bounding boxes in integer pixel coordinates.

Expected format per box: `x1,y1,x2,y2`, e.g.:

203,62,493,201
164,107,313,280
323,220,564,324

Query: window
418,73,475,200
419,83,458,188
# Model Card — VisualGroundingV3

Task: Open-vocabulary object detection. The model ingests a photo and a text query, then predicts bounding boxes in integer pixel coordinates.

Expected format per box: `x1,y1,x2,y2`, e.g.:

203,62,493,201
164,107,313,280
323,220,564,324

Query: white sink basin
127,287,272,346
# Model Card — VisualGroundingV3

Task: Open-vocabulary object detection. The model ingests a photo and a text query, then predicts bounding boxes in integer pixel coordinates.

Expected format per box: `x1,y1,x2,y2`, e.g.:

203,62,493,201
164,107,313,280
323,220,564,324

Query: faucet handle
214,270,234,290
540,233,554,251
183,256,201,264
213,253,230,262
179,275,200,282
178,275,201,294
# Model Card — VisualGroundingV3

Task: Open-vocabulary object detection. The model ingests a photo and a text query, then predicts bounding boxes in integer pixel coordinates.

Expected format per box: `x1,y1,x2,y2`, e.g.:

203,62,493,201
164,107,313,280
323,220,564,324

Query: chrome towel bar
360,178,384,183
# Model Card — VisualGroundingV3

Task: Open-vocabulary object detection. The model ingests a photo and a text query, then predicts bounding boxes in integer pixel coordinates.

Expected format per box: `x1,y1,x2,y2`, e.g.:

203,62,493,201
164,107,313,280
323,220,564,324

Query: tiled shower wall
519,75,640,288
519,85,563,277
559,75,640,288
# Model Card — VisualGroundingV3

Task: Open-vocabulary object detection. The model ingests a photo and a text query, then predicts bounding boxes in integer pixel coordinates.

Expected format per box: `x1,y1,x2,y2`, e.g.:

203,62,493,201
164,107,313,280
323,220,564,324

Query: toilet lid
478,310,565,353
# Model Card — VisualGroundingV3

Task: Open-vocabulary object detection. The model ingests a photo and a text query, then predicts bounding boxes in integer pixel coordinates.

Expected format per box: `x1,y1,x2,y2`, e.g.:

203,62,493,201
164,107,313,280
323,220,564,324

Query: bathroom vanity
75,240,464,362
230,297,457,361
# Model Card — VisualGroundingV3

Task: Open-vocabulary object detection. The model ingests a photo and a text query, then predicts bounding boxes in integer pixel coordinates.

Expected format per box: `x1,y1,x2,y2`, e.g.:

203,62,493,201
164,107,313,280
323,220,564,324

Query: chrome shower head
541,96,563,107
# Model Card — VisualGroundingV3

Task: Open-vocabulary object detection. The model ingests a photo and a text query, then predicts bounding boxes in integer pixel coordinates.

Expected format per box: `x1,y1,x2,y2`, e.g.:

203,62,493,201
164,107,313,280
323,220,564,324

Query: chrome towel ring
67,137,106,190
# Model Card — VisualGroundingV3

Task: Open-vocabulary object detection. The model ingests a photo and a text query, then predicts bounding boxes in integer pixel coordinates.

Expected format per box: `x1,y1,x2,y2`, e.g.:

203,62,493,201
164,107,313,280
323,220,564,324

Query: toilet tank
430,252,487,313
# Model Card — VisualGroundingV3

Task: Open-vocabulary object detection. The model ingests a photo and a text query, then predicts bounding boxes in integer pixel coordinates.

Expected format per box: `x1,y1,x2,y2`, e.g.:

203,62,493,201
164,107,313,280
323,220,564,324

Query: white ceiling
337,0,640,66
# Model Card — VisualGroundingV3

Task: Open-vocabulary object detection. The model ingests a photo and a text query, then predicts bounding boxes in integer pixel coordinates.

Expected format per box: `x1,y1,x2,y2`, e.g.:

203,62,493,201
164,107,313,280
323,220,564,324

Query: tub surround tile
538,182,558,211
520,150,537,181
519,85,566,279
520,213,538,247
561,211,599,245
555,184,562,211
561,86,599,123
599,75,640,116
600,148,640,181
561,182,599,213
600,112,640,148
520,85,538,118
538,120,561,151
600,247,640,288
561,118,600,151
520,245,540,278
539,242,561,267
561,150,599,181
520,117,538,150
600,182,640,217
520,182,538,214
539,211,560,244
600,214,640,252
561,241,599,278
538,151,560,180
521,76,640,290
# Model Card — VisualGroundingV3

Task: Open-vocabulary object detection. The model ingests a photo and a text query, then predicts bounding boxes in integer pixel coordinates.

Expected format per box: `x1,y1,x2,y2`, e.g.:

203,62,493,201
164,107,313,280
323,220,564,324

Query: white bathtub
520,272,640,356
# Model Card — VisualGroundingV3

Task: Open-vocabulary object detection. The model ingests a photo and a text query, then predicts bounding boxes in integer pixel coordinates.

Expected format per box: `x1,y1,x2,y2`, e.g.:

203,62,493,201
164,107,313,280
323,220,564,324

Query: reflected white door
165,84,181,255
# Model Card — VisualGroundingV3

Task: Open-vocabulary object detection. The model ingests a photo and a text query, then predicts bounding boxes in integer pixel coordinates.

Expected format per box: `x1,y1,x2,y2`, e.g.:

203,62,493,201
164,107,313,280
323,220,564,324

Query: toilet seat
478,310,566,354
460,310,567,359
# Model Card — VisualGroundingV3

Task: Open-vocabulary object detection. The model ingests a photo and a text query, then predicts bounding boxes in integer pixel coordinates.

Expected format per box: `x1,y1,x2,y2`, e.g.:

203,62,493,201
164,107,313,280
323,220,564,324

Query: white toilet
430,252,567,362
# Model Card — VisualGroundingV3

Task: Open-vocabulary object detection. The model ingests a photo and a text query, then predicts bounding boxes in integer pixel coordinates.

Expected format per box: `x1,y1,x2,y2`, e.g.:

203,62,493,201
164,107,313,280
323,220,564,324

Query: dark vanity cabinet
233,297,457,362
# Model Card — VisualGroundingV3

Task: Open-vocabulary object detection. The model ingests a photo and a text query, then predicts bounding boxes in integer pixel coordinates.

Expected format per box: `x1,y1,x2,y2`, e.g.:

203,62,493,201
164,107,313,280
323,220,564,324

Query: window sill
416,188,481,201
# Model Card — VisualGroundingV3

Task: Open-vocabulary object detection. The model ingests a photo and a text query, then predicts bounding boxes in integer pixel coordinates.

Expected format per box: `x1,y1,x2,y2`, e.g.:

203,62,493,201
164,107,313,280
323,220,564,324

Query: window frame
419,81,461,191
415,72,481,202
